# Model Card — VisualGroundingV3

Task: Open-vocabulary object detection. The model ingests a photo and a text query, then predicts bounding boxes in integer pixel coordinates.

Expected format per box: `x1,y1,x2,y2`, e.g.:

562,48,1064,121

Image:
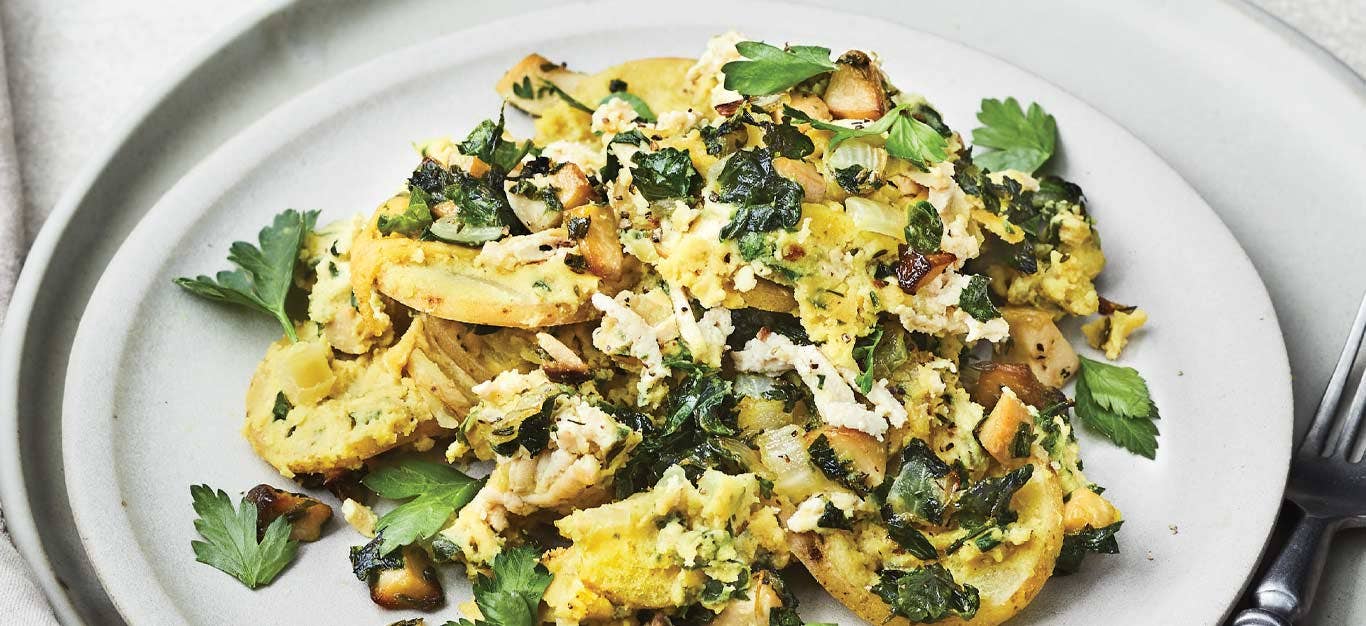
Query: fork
1234,292,1366,626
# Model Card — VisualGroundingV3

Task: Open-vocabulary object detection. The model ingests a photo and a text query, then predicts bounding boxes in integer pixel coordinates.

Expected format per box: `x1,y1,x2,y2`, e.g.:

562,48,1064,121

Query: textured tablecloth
0,0,1360,623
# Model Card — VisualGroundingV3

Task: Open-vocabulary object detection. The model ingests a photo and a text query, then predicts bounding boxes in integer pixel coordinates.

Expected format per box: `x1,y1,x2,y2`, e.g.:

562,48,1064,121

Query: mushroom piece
965,361,1066,412
245,484,333,542
350,539,445,611
823,50,890,120
977,389,1034,465
562,203,624,281
772,157,826,203
895,247,957,295
496,53,588,117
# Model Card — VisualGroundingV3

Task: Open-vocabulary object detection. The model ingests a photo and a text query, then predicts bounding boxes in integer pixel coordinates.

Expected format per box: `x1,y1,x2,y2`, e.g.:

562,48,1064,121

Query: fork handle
1233,513,1344,625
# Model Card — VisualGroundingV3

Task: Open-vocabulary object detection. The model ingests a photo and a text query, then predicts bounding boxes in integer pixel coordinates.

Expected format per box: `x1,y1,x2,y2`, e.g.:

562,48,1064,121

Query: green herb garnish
362,458,482,554
189,484,298,588
1074,357,1160,458
174,209,318,342
722,41,836,96
971,97,1057,174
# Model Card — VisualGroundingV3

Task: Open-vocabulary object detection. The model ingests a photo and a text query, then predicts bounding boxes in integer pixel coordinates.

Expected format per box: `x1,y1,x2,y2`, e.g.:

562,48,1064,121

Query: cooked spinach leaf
600,92,657,123
630,148,702,201
664,372,735,437
716,148,804,241
728,308,810,346
762,121,814,159
378,186,434,237
885,438,951,525
905,200,944,254
884,514,939,560
954,464,1034,530
1055,521,1123,575
958,275,1000,322
458,107,534,172
808,434,867,492
852,327,884,394
871,564,979,623
492,396,557,457
816,500,853,530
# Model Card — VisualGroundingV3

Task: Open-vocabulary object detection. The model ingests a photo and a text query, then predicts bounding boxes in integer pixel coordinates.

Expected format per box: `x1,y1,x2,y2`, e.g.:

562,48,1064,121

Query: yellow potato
791,462,1065,626
350,194,610,328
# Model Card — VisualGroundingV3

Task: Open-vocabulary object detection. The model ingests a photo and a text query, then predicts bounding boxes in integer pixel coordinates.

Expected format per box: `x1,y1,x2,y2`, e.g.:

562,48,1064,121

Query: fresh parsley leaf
852,327,884,394
786,104,947,169
722,41,836,96
600,92,657,123
447,546,553,626
1075,358,1160,458
363,458,482,554
886,439,951,525
189,484,298,589
174,209,318,342
957,275,1001,322
905,200,944,254
1055,521,1123,575
378,186,434,237
971,97,1057,174
871,564,979,623
630,147,702,201
762,121,814,159
716,148,804,240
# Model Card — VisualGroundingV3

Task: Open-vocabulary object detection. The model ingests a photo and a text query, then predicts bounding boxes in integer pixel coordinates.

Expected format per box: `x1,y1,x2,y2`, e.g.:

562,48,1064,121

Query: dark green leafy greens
189,484,298,589
1055,521,1123,575
958,275,1001,322
271,392,292,421
361,458,482,554
630,148,702,201
808,434,867,492
1074,356,1160,458
971,97,1057,174
885,439,951,525
905,200,944,254
175,209,318,342
871,564,980,623
884,514,939,560
492,396,557,457
458,107,535,172
446,546,553,626
614,378,747,496
716,148,804,241
663,372,735,437
762,121,815,159
816,500,853,530
953,464,1034,530
722,41,836,96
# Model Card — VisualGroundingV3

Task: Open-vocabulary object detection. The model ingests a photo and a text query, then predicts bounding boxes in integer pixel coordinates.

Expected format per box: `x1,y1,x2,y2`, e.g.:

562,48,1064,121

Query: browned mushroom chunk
245,484,333,542
823,50,890,120
895,248,957,295
563,204,625,281
998,306,1080,387
350,539,445,611
964,361,1066,412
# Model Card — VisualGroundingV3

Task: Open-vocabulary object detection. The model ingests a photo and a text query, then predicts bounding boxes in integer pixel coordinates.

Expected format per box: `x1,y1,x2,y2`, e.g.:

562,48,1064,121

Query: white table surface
0,0,1362,624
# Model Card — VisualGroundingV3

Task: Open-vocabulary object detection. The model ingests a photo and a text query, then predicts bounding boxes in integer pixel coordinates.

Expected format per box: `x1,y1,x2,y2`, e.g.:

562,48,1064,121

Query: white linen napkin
0,18,60,626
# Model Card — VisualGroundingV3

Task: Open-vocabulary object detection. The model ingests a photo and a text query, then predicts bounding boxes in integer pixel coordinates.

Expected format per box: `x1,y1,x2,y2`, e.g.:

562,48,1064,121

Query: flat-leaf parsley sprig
1073,356,1160,458
175,209,318,341
971,97,1057,174
189,484,298,588
362,457,483,555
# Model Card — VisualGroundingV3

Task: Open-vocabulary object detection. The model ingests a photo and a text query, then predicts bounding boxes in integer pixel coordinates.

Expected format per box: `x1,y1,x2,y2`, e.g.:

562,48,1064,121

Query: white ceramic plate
57,2,1291,625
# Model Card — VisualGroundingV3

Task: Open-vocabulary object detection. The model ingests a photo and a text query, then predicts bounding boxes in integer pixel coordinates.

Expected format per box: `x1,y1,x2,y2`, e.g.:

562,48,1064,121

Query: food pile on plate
178,32,1159,626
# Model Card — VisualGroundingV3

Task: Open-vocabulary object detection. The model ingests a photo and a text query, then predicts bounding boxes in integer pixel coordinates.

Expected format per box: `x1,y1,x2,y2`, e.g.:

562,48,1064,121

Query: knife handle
1232,513,1343,626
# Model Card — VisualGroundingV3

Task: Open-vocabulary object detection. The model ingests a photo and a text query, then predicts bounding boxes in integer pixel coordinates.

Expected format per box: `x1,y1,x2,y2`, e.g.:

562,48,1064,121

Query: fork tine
1326,361,1366,459
1302,290,1366,456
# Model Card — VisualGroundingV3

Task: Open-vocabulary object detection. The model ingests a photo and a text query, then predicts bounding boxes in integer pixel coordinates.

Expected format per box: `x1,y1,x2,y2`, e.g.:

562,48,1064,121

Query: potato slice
496,53,588,116
999,307,1079,387
350,194,610,328
824,50,890,120
791,463,1065,626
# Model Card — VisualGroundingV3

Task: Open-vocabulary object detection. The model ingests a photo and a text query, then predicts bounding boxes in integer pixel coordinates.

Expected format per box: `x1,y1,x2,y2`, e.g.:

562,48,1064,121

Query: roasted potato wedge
791,463,1065,626
496,53,589,116
999,307,1079,387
